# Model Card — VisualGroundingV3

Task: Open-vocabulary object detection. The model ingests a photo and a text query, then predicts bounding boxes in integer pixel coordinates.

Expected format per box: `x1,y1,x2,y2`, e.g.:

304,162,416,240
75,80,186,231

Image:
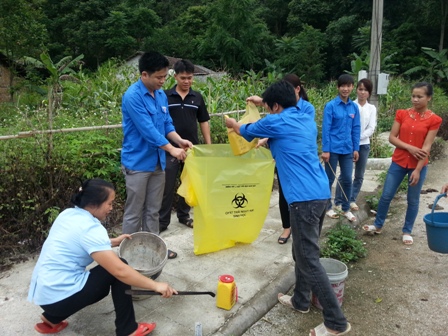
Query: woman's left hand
409,170,421,187
110,234,132,248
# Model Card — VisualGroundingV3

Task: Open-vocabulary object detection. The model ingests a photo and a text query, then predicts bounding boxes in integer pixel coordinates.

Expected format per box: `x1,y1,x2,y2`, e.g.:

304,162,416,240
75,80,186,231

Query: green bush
321,222,367,263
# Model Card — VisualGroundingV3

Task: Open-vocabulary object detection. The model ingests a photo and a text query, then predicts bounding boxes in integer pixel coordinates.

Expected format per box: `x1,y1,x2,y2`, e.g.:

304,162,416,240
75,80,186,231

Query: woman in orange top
363,82,442,245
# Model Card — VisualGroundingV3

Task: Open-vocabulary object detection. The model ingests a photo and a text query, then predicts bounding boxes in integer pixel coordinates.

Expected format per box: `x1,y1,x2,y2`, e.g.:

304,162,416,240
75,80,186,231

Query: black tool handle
125,289,216,297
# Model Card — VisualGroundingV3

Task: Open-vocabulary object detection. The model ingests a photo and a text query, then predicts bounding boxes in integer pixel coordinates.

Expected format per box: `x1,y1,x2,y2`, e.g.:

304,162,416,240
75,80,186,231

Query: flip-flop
362,225,382,234
134,322,156,336
167,249,177,259
309,322,351,336
34,320,68,334
277,293,310,313
402,234,413,245
326,209,339,219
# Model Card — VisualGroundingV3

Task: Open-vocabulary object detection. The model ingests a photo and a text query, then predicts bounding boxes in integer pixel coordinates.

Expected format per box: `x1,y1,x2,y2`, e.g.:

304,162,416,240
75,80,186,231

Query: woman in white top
28,178,177,336
335,78,377,210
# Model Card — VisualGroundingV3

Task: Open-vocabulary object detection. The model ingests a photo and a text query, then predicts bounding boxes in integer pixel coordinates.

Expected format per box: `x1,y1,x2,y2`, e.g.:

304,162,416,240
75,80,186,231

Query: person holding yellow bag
247,74,314,244
226,81,351,336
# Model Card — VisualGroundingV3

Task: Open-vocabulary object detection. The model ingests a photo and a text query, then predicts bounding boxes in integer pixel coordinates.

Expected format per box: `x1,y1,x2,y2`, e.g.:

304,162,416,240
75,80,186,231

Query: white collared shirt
355,99,377,145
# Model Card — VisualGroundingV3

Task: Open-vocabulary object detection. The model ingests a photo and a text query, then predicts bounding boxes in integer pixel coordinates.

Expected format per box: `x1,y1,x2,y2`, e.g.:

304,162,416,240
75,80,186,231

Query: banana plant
23,51,83,192
404,47,448,83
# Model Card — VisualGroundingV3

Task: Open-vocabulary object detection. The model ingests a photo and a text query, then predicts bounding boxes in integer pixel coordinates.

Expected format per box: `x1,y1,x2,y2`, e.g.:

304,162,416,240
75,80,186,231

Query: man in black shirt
159,59,211,232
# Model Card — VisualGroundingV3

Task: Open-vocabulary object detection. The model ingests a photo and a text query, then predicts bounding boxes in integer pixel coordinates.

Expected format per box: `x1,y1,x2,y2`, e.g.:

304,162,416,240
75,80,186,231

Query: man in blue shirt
121,51,193,259
321,74,360,222
225,81,351,336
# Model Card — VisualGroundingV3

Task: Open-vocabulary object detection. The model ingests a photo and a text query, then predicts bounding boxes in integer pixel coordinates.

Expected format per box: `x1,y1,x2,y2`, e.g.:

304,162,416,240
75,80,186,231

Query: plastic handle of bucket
431,193,447,222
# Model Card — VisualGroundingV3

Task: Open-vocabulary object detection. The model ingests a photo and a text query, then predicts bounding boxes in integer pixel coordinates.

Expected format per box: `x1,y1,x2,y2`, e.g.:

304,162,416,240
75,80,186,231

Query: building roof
125,52,216,76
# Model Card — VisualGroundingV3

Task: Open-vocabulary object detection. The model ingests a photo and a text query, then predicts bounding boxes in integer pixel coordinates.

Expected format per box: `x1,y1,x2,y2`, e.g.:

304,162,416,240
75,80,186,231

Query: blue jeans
335,144,370,204
289,200,348,332
374,162,427,234
325,153,354,212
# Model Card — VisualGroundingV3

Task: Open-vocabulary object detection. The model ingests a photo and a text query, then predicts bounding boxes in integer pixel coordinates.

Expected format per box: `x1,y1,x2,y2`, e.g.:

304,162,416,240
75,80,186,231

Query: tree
42,0,160,68
199,0,274,73
0,0,47,100
273,25,327,84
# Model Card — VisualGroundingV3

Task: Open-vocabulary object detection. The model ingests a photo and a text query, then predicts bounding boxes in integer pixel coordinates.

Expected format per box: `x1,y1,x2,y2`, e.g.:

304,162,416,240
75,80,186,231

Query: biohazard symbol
231,193,248,208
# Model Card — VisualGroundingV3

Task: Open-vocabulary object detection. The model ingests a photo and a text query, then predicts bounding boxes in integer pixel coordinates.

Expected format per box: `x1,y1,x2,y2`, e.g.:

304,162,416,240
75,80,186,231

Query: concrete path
0,161,386,336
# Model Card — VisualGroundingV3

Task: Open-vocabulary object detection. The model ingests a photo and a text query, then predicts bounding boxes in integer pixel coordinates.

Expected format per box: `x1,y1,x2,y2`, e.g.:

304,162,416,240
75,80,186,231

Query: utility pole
368,0,383,108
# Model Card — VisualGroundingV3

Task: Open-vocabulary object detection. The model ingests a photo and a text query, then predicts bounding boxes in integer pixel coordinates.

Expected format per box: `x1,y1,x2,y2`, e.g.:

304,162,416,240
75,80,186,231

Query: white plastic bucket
311,258,348,310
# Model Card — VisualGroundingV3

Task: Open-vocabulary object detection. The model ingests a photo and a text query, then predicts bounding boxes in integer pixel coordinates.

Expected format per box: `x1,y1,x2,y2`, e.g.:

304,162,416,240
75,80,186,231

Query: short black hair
174,59,195,74
357,78,373,96
71,178,115,209
138,51,169,75
262,81,297,110
413,82,433,97
337,74,355,87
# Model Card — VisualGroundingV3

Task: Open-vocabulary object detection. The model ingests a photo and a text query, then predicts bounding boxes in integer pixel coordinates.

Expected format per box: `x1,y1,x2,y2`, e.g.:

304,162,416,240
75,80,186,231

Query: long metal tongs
125,289,216,297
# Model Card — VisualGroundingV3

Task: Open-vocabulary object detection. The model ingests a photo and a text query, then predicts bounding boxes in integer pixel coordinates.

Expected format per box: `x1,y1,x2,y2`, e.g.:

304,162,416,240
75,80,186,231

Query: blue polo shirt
297,98,315,118
28,207,111,305
121,79,176,171
240,106,330,204
321,95,360,154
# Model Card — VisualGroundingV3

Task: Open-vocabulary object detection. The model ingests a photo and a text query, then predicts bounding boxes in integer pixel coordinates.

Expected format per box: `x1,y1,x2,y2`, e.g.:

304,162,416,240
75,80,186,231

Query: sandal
326,209,339,219
343,211,357,222
402,234,413,245
278,229,291,244
179,218,194,228
34,320,68,334
277,293,310,313
362,225,382,234
349,202,359,211
167,249,177,259
309,322,351,336
134,322,156,336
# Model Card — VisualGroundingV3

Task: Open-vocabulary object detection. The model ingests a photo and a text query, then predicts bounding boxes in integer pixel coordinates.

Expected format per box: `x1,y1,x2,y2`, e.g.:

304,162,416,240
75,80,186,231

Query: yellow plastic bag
226,102,260,155
178,144,275,255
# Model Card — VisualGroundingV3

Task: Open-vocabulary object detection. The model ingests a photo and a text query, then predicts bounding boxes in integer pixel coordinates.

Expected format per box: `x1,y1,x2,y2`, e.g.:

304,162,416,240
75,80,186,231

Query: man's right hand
169,147,187,161
246,95,263,106
321,152,330,163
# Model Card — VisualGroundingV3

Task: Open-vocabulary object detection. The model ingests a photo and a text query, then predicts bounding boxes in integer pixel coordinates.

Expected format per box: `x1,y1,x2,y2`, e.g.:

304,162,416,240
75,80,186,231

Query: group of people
120,52,211,259
27,52,210,335
27,50,443,336
226,76,442,334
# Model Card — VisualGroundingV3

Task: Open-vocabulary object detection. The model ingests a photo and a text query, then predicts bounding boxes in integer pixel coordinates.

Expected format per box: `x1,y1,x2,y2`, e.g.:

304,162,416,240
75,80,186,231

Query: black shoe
159,226,168,233
179,218,193,228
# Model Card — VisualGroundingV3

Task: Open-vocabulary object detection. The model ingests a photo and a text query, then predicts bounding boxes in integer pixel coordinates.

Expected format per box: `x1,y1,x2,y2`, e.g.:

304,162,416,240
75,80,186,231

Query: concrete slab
0,168,383,336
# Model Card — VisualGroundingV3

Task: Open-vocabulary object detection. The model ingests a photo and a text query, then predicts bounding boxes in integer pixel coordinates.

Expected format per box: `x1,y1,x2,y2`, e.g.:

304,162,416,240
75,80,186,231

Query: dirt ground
244,149,448,336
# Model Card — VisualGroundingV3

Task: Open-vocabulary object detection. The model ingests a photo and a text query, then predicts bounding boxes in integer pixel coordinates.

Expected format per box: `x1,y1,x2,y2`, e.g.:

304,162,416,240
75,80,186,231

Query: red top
392,109,442,168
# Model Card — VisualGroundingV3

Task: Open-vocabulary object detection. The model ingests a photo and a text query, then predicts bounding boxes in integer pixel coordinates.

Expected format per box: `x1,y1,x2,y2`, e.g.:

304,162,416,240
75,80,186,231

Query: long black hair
70,179,115,209
283,74,309,102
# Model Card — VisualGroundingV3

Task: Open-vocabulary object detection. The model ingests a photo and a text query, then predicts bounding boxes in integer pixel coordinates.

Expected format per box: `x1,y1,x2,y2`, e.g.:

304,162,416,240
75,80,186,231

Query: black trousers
278,174,290,229
159,152,191,229
40,260,138,336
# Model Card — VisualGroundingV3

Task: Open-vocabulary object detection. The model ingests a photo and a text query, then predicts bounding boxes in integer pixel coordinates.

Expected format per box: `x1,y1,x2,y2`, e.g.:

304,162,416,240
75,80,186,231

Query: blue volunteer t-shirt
28,207,111,305
240,106,330,204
